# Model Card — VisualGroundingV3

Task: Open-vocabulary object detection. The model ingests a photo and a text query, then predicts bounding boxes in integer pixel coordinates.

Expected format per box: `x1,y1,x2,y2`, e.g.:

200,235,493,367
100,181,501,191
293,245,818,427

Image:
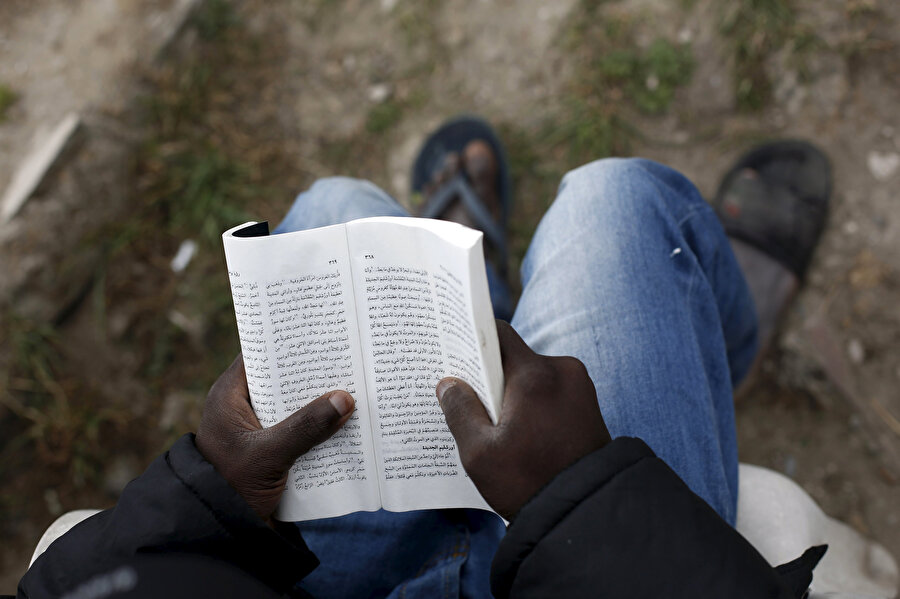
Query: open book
222,217,503,521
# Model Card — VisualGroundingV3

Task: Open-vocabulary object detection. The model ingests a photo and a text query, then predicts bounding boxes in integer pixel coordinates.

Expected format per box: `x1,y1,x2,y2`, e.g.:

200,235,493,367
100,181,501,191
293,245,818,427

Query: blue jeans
274,159,758,598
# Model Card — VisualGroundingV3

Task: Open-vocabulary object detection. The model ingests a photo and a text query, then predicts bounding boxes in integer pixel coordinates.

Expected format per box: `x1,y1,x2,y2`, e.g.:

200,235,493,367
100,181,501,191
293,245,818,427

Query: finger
206,353,261,432
495,320,536,378
263,391,355,469
436,377,493,447
205,354,250,408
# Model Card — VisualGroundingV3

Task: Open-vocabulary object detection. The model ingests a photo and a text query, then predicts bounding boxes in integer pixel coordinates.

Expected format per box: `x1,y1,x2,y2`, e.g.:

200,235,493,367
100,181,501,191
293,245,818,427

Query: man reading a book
15,125,828,598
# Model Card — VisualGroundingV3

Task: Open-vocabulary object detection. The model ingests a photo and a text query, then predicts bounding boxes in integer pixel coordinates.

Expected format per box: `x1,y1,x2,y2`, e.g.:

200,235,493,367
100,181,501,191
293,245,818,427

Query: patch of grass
543,101,630,163
142,144,253,245
539,2,693,190
845,0,878,18
142,63,212,137
0,83,17,122
561,6,630,58
595,39,694,114
720,0,794,111
135,10,262,238
191,0,237,41
636,39,694,113
560,6,694,117
0,314,120,486
365,99,404,135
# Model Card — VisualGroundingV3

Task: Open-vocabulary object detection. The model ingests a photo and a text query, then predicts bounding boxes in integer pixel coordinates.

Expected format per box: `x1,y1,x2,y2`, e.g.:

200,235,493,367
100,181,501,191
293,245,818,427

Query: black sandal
713,140,831,280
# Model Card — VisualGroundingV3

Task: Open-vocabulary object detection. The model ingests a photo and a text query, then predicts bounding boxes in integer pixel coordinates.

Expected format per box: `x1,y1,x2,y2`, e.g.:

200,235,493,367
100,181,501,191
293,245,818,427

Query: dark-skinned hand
196,354,355,521
437,320,612,520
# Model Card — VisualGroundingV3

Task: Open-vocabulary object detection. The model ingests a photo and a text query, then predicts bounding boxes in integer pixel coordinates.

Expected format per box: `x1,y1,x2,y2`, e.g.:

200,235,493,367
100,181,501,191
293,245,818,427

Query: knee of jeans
553,158,701,228
301,177,382,208
551,158,659,226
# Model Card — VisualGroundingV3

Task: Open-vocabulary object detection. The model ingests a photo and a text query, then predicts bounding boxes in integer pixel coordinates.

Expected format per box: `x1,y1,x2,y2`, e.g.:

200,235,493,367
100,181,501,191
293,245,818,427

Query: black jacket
10,434,823,598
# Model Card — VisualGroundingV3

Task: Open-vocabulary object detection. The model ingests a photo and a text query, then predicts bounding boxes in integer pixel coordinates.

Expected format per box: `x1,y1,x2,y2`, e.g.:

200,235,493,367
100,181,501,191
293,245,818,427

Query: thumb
264,390,355,469
437,377,493,449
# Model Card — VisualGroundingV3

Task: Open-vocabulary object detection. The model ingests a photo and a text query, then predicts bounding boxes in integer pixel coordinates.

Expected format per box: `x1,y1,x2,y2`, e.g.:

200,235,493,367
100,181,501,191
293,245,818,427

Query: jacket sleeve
18,434,318,598
491,437,819,599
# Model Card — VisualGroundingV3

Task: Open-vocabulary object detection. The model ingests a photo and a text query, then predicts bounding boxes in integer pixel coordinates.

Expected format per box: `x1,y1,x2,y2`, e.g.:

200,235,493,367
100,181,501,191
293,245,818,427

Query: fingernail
436,378,457,403
329,391,354,417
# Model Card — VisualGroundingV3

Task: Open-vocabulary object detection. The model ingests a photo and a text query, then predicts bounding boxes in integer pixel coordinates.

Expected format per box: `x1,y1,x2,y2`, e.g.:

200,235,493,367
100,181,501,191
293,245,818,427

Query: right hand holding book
436,320,612,521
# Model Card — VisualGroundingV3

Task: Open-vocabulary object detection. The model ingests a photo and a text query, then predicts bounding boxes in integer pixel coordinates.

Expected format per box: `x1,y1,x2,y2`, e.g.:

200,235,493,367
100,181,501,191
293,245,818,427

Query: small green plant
543,101,628,163
365,100,404,135
560,6,694,117
0,83,17,122
598,49,637,80
157,146,253,243
635,39,694,113
720,0,794,111
594,40,694,114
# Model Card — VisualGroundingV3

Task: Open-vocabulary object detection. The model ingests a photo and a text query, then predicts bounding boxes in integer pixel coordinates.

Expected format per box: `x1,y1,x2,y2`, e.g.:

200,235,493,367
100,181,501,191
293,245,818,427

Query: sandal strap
420,173,508,271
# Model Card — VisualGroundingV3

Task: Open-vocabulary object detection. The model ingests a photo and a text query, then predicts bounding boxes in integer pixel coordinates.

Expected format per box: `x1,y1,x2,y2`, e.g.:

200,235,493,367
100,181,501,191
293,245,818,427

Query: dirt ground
1,0,898,592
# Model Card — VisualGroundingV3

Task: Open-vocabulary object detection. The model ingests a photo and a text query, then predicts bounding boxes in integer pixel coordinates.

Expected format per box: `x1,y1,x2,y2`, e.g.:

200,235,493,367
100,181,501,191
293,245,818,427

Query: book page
346,217,503,513
223,222,379,521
